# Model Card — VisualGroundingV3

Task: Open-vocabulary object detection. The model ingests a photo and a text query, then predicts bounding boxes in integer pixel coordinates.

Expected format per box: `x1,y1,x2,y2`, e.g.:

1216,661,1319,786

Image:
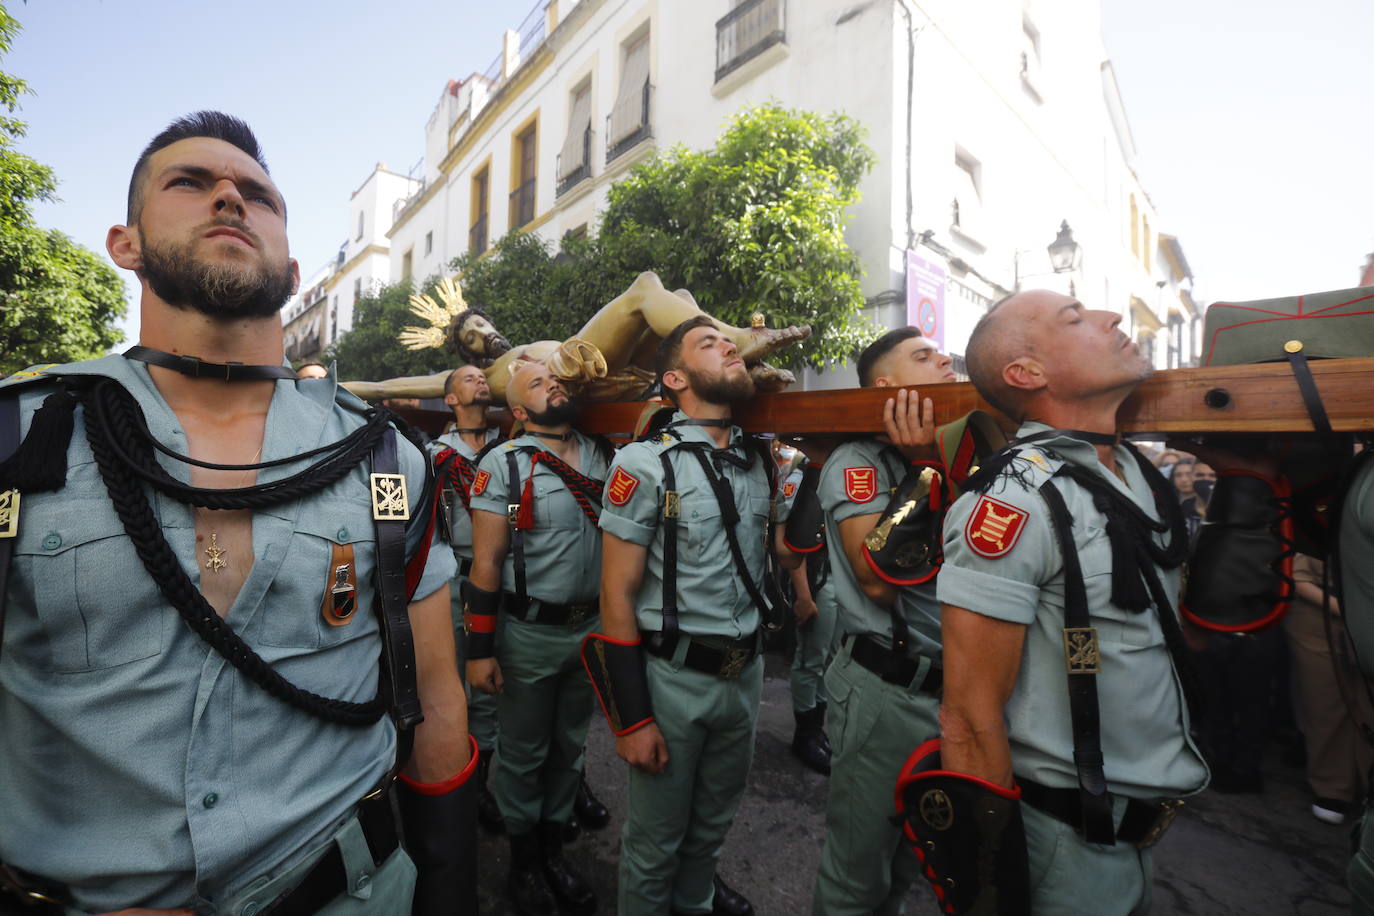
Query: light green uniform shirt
819,439,941,658
429,426,501,561
598,413,771,639
0,356,455,911
937,422,1208,798
468,432,608,604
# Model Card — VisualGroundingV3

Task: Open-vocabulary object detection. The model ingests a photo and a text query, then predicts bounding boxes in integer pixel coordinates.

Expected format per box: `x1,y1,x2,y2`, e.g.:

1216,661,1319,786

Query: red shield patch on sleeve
470,470,490,497
964,495,1028,558
607,466,640,506
844,467,878,503
783,481,797,499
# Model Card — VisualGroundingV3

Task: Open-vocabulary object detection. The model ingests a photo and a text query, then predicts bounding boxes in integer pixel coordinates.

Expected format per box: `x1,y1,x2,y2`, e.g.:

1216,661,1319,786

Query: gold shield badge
0,488,19,539
370,473,411,521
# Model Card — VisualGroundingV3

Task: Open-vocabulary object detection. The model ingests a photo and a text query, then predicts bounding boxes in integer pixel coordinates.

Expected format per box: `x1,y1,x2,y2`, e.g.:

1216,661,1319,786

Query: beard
526,397,578,427
684,365,755,405
139,222,294,320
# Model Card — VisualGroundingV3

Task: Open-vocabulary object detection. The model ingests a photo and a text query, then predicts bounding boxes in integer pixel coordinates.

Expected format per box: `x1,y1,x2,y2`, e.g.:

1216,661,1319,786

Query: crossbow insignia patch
964,495,1027,558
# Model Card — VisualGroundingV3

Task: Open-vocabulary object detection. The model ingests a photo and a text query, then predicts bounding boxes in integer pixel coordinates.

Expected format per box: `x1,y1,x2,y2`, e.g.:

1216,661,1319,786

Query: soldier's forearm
938,703,1014,789
405,585,472,782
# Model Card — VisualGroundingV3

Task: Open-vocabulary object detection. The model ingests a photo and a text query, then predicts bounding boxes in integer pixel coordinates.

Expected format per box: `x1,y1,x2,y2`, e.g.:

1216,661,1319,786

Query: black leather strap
372,430,422,739
846,633,942,693
686,448,775,625
0,396,18,656
124,345,299,381
505,450,528,604
1286,350,1333,437
657,451,680,636
499,592,599,626
1039,479,1116,845
265,789,399,914
642,629,759,679
1018,778,1177,847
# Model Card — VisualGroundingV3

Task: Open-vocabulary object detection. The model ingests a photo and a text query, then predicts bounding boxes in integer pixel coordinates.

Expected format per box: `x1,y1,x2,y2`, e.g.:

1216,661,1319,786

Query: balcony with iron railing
509,179,537,229
469,214,488,255
606,83,653,165
557,127,593,198
715,0,785,84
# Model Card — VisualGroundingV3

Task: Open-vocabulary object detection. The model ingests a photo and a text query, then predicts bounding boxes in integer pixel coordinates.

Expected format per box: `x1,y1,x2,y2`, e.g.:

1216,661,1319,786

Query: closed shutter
558,84,592,180
608,34,650,146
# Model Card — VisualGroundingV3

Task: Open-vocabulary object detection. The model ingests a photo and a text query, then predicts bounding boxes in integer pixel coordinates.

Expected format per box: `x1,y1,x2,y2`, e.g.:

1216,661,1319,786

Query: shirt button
337,527,349,541
42,534,61,550
202,792,219,809
240,903,261,916
354,874,372,892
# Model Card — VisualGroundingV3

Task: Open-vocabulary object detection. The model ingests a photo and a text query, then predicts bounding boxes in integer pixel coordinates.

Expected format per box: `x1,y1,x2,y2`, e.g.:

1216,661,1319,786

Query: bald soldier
922,290,1206,914
465,361,608,916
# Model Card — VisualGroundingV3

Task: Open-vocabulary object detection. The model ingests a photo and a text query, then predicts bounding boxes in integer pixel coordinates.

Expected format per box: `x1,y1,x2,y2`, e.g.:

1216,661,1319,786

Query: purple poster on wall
905,250,946,350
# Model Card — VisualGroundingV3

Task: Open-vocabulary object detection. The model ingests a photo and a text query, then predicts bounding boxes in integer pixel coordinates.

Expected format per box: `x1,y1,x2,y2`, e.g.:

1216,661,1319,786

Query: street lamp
1046,220,1082,273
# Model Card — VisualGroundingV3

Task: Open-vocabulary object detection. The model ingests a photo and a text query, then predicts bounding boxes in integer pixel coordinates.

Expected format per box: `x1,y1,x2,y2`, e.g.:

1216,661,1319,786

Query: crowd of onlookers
1148,447,1372,827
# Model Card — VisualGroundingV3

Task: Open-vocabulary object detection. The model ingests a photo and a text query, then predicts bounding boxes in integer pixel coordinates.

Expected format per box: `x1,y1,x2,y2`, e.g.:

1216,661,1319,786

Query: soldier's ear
873,376,894,388
1003,357,1046,393
443,392,459,407
107,224,142,271
661,367,690,396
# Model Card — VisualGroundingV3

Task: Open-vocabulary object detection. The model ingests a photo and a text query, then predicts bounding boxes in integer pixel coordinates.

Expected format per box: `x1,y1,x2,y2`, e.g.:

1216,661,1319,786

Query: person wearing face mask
1179,461,1215,542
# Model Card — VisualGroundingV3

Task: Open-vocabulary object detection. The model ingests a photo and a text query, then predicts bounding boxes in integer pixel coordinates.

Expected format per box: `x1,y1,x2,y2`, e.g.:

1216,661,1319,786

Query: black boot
712,873,754,916
574,773,611,830
539,820,598,915
791,705,832,775
476,749,505,834
507,831,559,916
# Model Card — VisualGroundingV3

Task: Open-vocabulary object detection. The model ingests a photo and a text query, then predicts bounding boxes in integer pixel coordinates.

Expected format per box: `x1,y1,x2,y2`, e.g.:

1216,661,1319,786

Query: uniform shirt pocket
259,498,376,648
11,499,166,673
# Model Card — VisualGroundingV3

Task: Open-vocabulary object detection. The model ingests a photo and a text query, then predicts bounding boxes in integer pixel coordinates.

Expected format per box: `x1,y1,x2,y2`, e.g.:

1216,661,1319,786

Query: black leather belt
846,633,943,693
500,592,599,626
1018,778,1184,850
642,630,759,680
266,787,400,914
458,558,473,577
0,791,399,916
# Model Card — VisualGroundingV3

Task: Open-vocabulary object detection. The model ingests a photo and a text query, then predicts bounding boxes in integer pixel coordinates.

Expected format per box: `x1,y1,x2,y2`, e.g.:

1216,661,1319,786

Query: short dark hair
655,315,717,404
298,360,326,371
857,327,922,387
128,111,271,223
443,364,479,397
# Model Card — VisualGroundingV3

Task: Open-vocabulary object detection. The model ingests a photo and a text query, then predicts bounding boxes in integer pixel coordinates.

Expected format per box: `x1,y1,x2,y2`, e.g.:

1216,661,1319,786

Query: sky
7,0,1373,350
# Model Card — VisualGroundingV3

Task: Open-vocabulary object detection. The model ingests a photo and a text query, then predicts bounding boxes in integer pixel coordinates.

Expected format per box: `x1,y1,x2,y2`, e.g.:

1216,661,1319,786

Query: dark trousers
1193,628,1286,778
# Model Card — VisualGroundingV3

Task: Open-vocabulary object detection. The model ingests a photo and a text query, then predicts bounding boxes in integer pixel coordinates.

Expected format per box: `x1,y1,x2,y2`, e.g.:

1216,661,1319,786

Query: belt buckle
1136,799,1184,849
718,647,750,680
567,603,594,626
0,864,64,907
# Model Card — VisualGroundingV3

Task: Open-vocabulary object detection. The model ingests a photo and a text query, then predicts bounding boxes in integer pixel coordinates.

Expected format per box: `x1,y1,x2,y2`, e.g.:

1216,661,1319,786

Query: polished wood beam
392,356,1374,438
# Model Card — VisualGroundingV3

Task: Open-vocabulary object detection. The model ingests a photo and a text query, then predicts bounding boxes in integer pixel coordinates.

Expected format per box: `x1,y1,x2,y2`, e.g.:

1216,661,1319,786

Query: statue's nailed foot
749,362,795,393
737,325,811,364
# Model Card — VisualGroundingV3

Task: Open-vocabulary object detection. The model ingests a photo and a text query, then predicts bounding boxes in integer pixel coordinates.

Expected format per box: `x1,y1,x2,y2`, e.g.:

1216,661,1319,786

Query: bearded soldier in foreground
0,112,472,915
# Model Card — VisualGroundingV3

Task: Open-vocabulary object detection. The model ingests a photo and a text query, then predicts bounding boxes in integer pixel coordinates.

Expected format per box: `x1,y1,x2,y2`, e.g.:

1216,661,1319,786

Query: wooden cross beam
391,356,1374,439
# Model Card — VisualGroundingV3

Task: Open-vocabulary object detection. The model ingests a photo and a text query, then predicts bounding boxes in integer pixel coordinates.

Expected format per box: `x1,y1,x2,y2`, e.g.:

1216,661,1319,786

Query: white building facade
312,0,1203,381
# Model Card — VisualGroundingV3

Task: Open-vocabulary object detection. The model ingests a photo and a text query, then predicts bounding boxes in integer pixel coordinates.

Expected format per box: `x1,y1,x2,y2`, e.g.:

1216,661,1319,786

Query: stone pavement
472,653,1353,914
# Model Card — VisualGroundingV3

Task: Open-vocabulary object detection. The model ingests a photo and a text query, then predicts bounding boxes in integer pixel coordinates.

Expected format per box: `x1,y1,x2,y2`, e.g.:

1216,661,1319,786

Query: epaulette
961,442,1061,496
0,364,63,392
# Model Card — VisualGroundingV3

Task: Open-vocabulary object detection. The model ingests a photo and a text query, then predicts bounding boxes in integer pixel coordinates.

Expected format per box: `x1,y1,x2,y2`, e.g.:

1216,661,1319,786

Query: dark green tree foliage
0,4,126,375
334,103,878,379
326,278,453,380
